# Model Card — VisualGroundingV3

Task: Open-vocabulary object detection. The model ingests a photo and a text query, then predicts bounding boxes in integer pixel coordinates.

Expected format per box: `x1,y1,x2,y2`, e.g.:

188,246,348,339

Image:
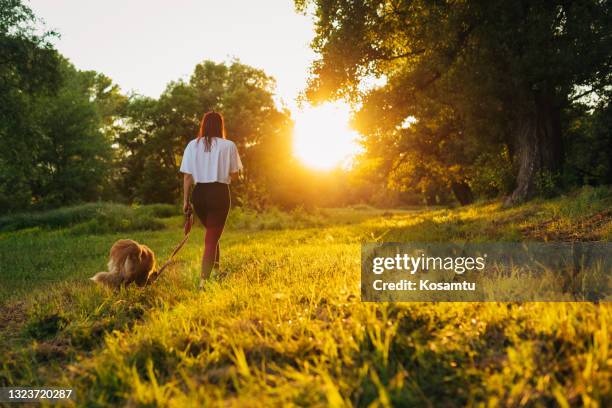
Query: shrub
135,204,177,218
534,170,561,198
0,202,170,233
470,148,515,198
0,203,103,232
67,209,164,235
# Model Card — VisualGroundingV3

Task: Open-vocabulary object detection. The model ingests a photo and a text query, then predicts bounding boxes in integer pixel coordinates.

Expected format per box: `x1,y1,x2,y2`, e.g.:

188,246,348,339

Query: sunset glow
293,102,362,170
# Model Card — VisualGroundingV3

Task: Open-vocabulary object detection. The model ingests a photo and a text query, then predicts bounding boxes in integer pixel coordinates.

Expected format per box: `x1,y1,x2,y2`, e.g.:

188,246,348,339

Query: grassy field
0,187,611,407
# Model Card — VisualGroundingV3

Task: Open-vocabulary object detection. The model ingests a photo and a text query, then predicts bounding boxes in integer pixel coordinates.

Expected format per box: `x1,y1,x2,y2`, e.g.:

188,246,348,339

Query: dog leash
146,208,194,285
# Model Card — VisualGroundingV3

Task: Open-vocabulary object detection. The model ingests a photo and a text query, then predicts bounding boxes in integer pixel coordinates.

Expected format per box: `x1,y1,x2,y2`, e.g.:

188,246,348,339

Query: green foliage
0,202,175,233
66,205,165,235
25,313,67,340
136,203,178,218
0,1,126,212
470,147,515,198
0,0,61,212
299,0,611,204
0,0,59,94
551,185,612,220
30,59,119,208
0,191,610,405
564,100,612,186
1,3,298,211
534,170,562,198
115,60,293,205
0,202,103,231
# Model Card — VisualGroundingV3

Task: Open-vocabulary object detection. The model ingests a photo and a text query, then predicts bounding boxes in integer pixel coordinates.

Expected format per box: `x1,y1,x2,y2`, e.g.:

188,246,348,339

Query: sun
293,102,362,170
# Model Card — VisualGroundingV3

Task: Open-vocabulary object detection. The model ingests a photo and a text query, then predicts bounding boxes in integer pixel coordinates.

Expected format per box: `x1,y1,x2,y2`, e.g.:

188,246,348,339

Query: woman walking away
180,111,243,289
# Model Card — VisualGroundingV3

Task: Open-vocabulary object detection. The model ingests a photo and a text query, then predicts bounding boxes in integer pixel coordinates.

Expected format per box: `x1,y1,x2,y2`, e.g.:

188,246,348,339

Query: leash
146,208,194,285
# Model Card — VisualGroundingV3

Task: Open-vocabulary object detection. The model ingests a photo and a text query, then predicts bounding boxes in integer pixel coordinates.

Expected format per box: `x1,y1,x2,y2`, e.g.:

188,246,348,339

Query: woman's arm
183,173,194,214
229,143,243,183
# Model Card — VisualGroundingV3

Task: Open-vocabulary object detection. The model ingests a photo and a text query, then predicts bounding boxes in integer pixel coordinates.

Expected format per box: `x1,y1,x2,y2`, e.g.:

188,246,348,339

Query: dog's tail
90,271,123,289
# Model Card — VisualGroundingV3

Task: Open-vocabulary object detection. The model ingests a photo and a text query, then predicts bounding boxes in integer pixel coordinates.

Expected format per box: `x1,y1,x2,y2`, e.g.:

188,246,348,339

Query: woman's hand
183,201,192,215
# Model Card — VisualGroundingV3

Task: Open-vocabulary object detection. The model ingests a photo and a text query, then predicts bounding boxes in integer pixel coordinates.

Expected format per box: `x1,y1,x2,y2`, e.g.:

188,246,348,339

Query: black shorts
191,182,230,228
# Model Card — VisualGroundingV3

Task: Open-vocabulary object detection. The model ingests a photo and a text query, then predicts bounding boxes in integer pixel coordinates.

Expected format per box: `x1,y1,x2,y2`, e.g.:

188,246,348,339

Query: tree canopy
115,60,293,206
1,0,610,212
0,1,299,213
0,0,61,211
297,0,612,204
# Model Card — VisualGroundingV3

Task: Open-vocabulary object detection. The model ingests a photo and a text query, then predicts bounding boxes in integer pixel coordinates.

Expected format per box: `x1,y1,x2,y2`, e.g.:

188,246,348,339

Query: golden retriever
90,239,156,289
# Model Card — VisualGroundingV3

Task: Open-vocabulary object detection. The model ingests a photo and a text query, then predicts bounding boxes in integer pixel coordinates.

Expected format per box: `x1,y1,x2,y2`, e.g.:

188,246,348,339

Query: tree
31,58,118,207
0,0,60,212
564,97,612,186
115,60,293,205
0,0,126,211
297,0,611,205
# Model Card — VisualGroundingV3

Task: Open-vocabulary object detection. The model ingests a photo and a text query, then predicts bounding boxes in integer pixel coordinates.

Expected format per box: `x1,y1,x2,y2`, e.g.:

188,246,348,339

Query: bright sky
28,0,317,111
28,0,363,170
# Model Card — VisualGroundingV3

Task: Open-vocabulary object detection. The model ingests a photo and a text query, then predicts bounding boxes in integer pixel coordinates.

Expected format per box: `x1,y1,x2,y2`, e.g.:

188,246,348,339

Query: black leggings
191,182,230,279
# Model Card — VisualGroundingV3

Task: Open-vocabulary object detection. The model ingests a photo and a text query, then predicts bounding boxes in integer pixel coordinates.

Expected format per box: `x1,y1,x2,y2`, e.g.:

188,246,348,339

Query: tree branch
372,48,427,61
569,84,610,103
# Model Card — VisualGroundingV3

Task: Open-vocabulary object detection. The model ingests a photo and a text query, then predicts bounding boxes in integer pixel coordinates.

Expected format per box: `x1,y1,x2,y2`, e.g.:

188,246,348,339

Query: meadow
0,187,610,407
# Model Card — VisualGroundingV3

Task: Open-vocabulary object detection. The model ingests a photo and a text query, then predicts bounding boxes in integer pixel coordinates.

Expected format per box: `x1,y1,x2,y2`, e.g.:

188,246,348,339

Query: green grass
0,187,610,407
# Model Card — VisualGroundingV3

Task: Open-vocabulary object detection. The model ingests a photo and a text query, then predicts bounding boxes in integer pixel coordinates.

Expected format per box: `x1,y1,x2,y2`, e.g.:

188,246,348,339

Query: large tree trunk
504,89,563,206
451,181,474,206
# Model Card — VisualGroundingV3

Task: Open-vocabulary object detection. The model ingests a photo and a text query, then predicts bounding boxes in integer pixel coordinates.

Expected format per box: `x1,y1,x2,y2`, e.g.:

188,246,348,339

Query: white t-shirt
180,137,243,184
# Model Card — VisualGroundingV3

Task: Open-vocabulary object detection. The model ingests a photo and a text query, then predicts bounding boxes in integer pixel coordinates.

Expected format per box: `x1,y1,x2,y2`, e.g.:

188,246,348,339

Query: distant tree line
2,0,610,213
296,0,611,206
0,0,389,215
0,1,300,213
2,0,377,214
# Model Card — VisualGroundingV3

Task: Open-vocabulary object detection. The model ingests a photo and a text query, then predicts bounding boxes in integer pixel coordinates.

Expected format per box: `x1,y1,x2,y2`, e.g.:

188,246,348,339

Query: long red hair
197,111,226,151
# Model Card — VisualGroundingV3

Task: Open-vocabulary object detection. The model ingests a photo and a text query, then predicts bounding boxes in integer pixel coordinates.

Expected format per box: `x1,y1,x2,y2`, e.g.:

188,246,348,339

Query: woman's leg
200,183,230,281
192,183,217,281
214,241,220,270
201,225,224,280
